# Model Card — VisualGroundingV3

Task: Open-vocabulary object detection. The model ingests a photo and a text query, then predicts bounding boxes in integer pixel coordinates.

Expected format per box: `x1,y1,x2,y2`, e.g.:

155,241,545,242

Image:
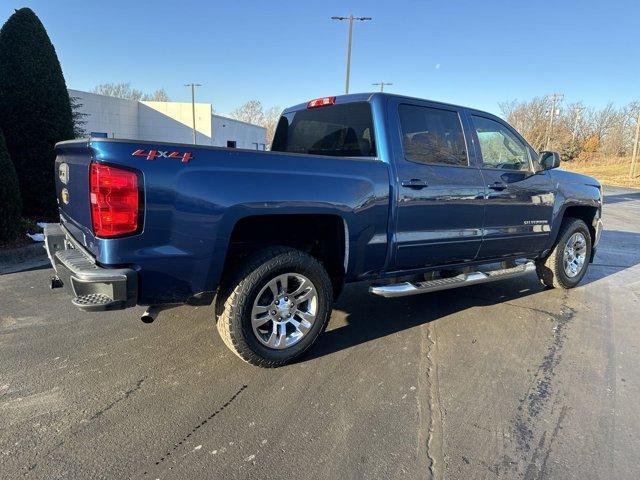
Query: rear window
271,102,376,157
399,104,468,166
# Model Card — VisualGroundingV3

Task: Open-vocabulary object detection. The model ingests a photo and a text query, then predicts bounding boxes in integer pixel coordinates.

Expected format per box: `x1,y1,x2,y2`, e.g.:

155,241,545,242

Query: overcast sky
2,0,639,116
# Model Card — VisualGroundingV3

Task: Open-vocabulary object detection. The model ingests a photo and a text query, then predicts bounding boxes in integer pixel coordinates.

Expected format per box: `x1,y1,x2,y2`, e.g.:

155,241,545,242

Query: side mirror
538,151,561,170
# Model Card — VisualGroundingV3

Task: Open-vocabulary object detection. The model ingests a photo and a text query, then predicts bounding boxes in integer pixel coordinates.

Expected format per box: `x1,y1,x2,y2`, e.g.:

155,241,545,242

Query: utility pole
571,106,584,145
184,83,202,144
630,111,640,179
372,81,393,92
331,14,372,94
545,93,564,150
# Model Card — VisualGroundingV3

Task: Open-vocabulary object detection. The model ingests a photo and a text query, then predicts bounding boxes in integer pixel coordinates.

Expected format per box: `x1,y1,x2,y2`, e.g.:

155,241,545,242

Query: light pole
331,15,371,94
184,83,202,144
372,81,393,92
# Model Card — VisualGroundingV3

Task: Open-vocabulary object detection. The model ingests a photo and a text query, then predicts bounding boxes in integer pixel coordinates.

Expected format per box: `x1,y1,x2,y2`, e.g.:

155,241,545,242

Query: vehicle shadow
301,228,640,362
301,275,546,363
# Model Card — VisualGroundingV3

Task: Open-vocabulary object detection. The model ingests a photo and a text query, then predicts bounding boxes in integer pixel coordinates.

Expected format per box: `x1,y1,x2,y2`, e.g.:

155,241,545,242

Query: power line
372,81,393,92
184,83,202,145
331,15,372,94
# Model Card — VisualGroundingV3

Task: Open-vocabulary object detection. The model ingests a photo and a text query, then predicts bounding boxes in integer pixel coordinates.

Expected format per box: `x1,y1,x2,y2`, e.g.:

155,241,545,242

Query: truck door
390,100,485,270
467,112,555,259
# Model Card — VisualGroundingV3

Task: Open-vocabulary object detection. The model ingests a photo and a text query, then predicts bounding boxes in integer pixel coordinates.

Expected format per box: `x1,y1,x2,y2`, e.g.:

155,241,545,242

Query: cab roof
282,92,495,118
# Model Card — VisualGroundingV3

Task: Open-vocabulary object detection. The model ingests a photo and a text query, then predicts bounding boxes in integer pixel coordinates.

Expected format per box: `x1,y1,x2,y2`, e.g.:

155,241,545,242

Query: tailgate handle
401,179,428,189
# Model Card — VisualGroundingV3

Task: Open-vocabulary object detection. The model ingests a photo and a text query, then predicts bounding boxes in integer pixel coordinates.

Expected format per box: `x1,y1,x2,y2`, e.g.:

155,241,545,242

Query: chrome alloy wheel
251,273,318,349
563,232,587,278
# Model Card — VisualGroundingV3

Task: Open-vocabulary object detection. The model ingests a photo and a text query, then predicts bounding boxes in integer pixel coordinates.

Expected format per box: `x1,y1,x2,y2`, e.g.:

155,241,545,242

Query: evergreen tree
0,8,74,218
0,129,22,241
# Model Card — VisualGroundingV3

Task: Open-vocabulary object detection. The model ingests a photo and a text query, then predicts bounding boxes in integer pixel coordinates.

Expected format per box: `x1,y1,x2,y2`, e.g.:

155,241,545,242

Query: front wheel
216,246,333,367
536,218,592,289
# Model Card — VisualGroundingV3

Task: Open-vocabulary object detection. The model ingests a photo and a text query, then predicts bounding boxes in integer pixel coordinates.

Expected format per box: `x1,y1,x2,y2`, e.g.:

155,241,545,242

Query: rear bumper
44,223,137,311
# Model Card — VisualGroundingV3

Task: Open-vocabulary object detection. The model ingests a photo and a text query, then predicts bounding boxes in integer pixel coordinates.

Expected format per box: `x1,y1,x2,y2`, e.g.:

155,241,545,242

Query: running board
369,261,536,298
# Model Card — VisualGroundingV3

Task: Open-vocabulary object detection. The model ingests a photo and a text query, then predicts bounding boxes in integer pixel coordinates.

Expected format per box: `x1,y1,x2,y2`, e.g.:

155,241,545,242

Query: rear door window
271,102,376,157
398,104,468,166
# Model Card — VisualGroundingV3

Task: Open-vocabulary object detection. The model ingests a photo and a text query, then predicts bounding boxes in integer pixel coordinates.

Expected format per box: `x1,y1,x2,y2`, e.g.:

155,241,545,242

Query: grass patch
561,156,640,189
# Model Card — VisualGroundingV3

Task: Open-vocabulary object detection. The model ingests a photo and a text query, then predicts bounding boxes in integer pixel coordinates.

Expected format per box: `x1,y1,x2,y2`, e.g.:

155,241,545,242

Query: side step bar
369,261,536,298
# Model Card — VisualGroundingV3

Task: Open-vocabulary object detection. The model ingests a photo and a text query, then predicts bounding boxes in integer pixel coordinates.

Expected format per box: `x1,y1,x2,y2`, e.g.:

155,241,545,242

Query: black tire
536,218,592,289
216,246,333,367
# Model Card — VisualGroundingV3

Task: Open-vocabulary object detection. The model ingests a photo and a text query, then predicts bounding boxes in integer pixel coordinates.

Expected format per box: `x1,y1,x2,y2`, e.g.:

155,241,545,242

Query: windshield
271,102,376,157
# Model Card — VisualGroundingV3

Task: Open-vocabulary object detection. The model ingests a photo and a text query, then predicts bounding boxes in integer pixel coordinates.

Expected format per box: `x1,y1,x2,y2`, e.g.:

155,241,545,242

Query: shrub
0,8,74,218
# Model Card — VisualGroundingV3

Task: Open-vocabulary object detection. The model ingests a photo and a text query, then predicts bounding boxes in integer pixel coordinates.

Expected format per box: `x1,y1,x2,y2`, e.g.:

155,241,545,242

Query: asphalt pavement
1,187,639,479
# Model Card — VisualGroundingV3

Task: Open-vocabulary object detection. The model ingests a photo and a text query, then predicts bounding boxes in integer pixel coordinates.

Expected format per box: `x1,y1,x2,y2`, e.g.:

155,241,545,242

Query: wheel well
224,214,346,296
563,205,598,243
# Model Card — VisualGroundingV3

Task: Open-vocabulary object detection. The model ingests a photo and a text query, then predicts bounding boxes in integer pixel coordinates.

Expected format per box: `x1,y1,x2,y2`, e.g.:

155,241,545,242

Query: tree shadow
603,190,640,205
584,229,640,284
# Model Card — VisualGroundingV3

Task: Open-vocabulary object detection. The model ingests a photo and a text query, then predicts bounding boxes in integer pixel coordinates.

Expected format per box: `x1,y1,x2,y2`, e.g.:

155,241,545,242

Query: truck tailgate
54,140,97,254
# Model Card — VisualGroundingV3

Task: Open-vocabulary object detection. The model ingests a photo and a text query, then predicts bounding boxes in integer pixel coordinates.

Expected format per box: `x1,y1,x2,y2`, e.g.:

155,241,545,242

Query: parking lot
1,187,639,479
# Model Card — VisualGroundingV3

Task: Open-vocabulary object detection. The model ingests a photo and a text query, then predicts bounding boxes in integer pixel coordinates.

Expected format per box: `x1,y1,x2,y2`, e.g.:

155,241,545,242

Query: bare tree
263,106,281,147
230,100,266,125
500,97,552,151
142,89,170,102
92,82,144,101
500,97,640,160
230,100,282,147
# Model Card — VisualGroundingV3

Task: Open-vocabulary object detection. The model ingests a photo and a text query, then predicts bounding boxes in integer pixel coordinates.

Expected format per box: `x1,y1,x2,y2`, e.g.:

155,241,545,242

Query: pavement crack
23,377,147,474
89,378,145,421
424,323,445,479
143,384,247,477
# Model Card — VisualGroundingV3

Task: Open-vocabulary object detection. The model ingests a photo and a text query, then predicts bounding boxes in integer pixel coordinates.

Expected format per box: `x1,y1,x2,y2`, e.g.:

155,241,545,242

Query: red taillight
89,163,140,238
307,96,336,109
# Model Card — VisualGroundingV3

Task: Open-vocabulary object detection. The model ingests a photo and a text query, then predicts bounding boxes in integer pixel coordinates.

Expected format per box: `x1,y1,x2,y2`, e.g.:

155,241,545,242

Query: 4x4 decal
132,149,193,163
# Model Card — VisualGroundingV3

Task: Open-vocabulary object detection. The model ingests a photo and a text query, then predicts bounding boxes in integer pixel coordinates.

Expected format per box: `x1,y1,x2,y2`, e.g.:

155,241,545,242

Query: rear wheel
536,218,592,289
216,246,332,367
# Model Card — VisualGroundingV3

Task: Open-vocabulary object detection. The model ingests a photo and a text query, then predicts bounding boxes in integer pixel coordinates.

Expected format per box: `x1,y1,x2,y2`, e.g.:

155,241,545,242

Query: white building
69,89,267,150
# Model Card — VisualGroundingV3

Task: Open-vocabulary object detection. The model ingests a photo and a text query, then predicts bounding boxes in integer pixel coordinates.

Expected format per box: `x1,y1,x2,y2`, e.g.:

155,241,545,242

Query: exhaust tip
141,306,160,324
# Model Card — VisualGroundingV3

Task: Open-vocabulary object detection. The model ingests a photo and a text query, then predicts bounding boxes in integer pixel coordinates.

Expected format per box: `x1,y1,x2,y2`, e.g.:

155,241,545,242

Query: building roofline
68,88,266,129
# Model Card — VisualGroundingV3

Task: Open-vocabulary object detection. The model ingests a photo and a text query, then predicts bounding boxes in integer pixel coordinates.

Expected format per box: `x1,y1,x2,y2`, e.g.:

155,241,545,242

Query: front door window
472,115,530,171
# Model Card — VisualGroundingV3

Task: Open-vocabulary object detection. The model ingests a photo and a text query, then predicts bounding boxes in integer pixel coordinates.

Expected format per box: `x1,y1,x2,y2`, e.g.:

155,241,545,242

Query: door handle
401,179,428,189
488,182,507,191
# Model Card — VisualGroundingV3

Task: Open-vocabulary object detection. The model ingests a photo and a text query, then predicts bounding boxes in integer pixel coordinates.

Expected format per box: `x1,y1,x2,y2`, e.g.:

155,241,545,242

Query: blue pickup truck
45,93,603,366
